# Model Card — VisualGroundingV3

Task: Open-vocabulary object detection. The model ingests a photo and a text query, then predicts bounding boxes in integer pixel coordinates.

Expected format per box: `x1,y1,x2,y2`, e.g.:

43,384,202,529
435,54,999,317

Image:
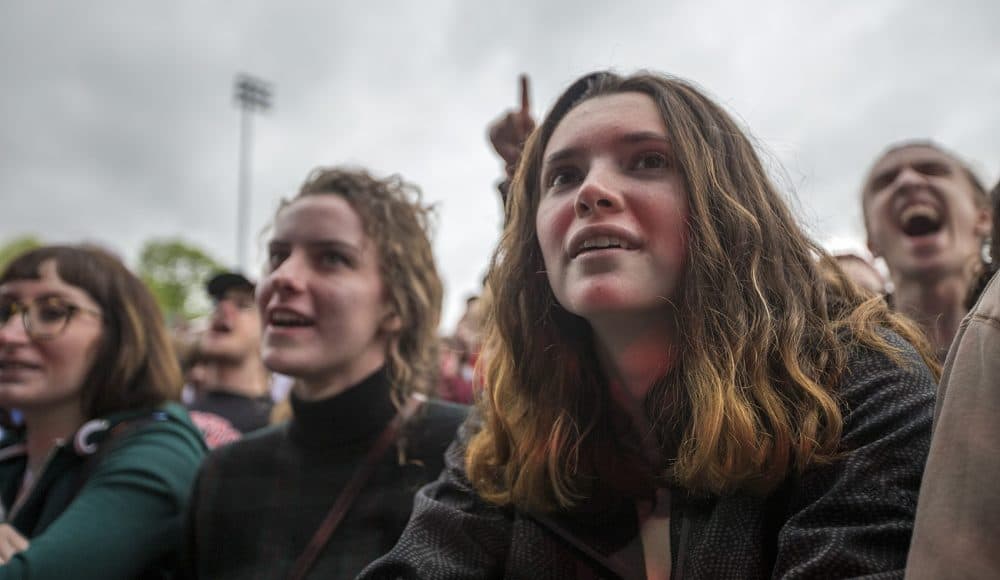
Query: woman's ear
380,310,402,334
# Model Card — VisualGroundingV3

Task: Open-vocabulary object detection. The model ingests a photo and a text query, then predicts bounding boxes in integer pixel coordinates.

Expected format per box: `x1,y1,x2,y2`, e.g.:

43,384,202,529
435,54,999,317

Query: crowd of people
0,69,996,579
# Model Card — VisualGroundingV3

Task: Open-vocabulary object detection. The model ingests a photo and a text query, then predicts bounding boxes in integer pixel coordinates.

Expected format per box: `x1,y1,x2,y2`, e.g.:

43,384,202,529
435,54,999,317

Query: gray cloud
2,0,998,326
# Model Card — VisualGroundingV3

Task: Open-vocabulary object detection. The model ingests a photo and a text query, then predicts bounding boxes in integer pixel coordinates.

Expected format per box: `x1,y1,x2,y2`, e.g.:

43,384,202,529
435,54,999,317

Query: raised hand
488,74,536,177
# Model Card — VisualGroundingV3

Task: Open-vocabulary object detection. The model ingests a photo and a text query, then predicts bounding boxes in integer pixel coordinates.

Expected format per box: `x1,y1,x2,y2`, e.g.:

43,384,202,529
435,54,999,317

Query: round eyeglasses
0,296,102,340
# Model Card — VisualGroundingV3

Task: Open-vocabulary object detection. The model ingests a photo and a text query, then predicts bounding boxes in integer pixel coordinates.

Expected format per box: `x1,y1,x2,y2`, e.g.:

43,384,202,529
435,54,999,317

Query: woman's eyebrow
306,239,363,255
544,132,671,165
543,147,582,167
620,131,670,145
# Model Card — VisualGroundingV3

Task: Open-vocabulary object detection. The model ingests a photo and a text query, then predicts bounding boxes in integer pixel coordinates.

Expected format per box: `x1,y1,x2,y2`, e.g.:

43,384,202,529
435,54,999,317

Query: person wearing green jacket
0,245,208,579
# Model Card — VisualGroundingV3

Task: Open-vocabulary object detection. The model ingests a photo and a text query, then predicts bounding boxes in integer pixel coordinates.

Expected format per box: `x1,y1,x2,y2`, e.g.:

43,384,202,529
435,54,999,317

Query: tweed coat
361,329,936,579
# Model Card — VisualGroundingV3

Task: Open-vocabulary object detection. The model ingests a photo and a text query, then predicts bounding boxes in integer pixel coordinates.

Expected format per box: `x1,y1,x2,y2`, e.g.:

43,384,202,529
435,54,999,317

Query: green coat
0,402,207,579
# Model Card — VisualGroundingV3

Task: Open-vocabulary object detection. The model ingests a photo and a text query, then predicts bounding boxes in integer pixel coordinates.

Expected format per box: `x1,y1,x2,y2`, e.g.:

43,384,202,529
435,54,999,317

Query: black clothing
187,390,273,434
185,368,468,579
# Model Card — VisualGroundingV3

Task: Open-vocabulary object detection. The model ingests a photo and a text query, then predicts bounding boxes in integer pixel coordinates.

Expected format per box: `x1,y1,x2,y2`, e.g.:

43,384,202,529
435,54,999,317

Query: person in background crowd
862,141,993,359
178,334,223,401
0,245,206,579
185,272,272,434
185,167,467,579
173,334,242,449
906,178,1000,579
437,295,484,405
833,252,887,295
362,70,939,579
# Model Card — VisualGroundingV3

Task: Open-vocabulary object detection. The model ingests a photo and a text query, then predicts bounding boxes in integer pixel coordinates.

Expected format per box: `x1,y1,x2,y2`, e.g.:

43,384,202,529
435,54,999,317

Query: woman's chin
261,350,310,379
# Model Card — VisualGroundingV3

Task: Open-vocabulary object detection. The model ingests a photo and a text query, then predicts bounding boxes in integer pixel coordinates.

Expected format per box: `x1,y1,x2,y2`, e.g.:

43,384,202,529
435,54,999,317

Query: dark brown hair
468,71,939,512
1,245,181,418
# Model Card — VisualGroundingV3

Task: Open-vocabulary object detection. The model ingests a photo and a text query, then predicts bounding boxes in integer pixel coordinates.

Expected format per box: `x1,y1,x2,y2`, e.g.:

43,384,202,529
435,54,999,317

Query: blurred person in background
185,167,467,579
174,332,241,449
862,141,993,359
0,245,206,579
833,252,887,295
437,295,484,405
185,272,272,434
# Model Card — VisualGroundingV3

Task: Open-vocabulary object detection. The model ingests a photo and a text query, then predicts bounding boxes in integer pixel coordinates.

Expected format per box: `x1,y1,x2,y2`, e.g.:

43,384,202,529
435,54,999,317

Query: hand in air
488,74,536,178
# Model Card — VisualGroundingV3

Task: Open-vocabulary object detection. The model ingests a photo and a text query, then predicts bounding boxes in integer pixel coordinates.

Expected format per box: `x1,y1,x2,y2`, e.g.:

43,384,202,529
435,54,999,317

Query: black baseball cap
206,271,255,300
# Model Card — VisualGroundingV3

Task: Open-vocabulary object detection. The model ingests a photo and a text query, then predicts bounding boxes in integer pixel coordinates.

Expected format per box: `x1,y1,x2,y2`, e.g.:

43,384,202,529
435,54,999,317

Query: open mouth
899,204,944,237
573,235,634,258
210,321,232,333
268,311,314,328
0,360,43,372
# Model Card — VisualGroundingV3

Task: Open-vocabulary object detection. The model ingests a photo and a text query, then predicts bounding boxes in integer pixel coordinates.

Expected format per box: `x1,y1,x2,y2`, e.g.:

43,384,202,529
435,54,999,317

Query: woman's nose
267,253,307,296
0,314,29,347
575,168,624,217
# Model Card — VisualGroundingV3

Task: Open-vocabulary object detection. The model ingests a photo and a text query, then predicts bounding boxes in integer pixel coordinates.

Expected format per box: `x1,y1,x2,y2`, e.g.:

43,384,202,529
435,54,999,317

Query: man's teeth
581,236,629,251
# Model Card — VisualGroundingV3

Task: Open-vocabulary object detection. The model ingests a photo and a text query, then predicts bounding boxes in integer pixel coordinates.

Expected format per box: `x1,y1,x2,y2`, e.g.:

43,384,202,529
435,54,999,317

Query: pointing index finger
519,74,531,115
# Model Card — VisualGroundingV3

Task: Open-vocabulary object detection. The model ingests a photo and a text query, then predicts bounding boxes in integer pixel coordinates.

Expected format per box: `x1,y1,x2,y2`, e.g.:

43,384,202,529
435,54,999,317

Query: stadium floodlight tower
233,73,273,272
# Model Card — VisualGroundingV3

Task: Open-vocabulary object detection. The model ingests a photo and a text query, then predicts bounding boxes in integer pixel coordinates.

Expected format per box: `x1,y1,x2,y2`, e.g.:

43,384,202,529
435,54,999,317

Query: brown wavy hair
1,245,181,419
280,167,443,403
467,71,939,513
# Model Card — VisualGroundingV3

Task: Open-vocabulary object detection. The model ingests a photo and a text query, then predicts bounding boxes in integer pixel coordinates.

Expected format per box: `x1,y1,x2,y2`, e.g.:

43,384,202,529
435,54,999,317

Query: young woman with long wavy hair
362,71,940,579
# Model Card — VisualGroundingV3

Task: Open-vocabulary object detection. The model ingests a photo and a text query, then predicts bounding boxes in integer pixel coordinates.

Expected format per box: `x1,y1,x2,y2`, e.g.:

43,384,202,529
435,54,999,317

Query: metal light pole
233,74,273,272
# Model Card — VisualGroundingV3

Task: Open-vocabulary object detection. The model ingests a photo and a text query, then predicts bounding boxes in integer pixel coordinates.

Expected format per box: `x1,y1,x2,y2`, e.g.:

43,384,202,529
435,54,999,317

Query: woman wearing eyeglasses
0,245,207,579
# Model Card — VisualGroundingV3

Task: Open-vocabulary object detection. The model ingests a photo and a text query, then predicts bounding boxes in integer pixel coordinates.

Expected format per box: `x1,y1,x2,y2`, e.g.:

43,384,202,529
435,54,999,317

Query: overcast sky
2,0,998,327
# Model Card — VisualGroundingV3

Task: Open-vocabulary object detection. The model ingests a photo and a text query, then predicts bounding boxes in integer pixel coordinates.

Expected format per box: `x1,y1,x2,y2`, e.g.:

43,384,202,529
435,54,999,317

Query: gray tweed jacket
359,329,936,579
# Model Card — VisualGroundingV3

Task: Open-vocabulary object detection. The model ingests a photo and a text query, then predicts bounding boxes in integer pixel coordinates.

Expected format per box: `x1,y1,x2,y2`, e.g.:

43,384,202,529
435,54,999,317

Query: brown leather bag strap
286,395,424,580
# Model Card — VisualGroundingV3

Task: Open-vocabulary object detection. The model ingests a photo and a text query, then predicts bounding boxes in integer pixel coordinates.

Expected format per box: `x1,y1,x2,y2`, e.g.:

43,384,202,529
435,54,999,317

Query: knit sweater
184,368,468,579
360,329,936,579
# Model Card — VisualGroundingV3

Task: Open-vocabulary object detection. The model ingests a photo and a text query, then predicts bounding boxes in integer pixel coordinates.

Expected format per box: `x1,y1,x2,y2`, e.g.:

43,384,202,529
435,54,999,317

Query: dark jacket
360,330,936,579
0,403,208,579
184,368,468,579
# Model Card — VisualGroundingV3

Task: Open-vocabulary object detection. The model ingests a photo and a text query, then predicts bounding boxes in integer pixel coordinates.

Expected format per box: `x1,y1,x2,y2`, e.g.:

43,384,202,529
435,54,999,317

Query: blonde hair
467,71,939,513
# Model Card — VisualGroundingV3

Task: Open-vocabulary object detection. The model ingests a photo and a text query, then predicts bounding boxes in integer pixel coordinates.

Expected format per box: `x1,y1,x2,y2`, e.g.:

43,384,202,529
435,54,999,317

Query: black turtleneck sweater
183,368,468,579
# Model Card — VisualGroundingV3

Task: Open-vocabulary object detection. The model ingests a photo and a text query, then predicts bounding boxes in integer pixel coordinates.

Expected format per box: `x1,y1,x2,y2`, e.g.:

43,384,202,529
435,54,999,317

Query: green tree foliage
0,235,43,272
137,238,225,324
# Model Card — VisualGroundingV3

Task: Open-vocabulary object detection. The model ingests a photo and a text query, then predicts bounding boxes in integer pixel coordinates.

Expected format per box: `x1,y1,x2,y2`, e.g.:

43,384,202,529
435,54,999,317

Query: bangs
1,246,57,284
0,246,114,310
